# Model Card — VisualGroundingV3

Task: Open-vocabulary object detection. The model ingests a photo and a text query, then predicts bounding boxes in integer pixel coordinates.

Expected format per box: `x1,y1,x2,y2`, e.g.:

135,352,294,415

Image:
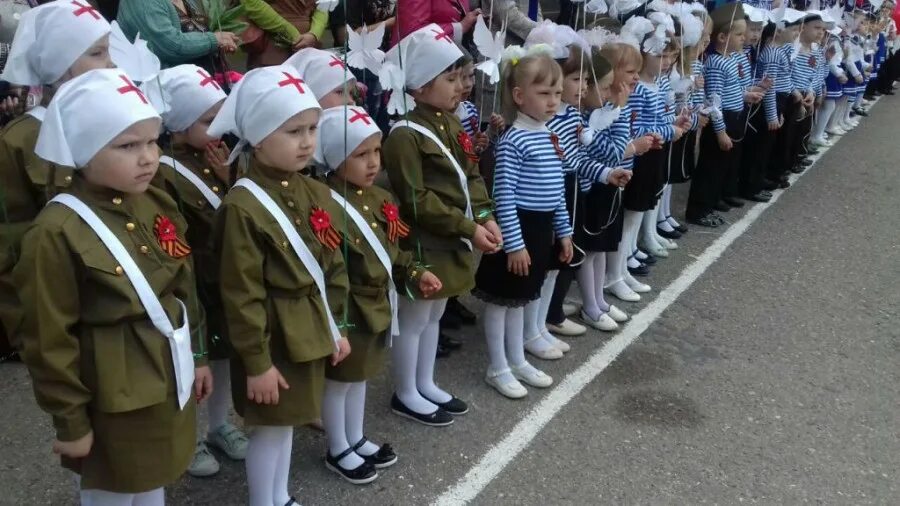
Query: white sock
504,307,527,370
657,187,675,232
246,426,293,506
415,298,451,404
393,298,439,414
612,211,642,285
524,297,557,354
345,382,379,457
81,488,165,506
322,380,363,469
207,359,231,432
641,209,662,250
605,245,626,287
827,98,844,130
628,211,641,256
484,303,514,383
537,270,558,327
591,252,610,313
853,93,864,109
843,97,854,123
813,99,835,139
577,253,600,320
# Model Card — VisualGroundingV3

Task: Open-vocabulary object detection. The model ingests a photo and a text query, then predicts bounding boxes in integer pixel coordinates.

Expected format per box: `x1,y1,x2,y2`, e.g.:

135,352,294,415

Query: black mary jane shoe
325,448,378,485
640,253,657,265
420,392,469,415
673,222,689,234
722,197,745,208
745,192,771,203
391,394,454,426
687,214,719,228
714,201,731,212
353,438,398,469
711,212,727,225
628,264,650,277
439,332,463,350
656,226,682,239
853,107,869,117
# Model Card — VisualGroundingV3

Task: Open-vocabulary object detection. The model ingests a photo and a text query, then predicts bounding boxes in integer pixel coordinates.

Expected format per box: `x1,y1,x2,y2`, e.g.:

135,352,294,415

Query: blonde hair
600,42,643,87
500,53,563,125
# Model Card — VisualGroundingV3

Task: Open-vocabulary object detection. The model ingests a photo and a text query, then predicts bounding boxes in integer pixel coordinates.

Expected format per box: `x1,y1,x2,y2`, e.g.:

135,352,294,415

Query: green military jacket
214,159,349,376
13,176,206,442
325,174,421,335
383,103,494,299
154,146,228,343
0,113,74,346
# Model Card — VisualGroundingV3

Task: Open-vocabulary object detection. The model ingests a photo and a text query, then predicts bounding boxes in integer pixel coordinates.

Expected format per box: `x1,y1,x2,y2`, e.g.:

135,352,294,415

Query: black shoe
446,297,477,325
628,263,650,277
0,352,21,363
760,190,773,198
714,201,731,212
805,147,820,155
722,197,744,208
790,165,805,174
745,192,771,203
284,497,299,506
800,158,813,167
779,178,791,189
673,222,688,234
420,392,469,415
853,107,869,117
325,448,378,485
390,394,454,426
439,332,463,350
711,212,726,225
882,89,895,95
352,438,398,469
640,253,658,265
656,226,682,239
762,178,779,191
687,214,719,228
435,343,451,359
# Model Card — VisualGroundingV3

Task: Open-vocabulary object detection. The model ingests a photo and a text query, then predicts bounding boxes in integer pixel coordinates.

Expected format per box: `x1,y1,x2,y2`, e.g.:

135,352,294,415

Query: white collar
27,106,46,122
512,112,549,132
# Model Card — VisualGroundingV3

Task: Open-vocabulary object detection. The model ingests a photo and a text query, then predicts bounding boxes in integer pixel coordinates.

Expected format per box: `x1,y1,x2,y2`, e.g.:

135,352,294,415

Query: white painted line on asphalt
431,100,870,506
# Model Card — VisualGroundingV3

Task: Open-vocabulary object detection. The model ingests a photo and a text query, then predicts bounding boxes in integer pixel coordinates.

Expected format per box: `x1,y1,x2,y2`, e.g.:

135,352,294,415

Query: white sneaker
810,136,830,147
659,236,678,250
562,302,580,317
826,127,846,136
208,422,249,461
605,281,641,302
525,335,564,360
485,368,528,399
607,305,629,323
624,273,651,293
545,318,587,337
511,363,554,388
580,310,618,332
541,331,571,352
187,442,220,477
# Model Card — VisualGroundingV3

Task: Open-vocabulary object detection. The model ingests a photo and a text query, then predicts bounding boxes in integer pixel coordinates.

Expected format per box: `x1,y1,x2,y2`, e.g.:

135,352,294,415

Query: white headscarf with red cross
1,0,111,85
141,64,227,133
285,48,354,100
314,105,381,170
36,68,160,168
384,22,463,90
207,65,321,164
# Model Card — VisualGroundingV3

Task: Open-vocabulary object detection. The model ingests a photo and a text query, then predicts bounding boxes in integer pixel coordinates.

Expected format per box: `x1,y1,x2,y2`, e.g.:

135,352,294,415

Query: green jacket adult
117,0,220,68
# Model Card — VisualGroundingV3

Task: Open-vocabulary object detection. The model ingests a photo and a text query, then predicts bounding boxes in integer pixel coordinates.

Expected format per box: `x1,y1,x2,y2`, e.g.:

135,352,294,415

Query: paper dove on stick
346,24,386,73
109,21,161,82
379,61,416,115
473,15,506,84
316,0,339,12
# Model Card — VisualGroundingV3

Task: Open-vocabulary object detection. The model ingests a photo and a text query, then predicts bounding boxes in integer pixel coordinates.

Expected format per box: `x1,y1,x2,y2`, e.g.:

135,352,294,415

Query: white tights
322,380,380,469
606,210,643,288
246,426,293,506
812,99,836,140
577,252,609,321
483,304,525,384
80,488,164,506
392,298,450,414
207,359,231,432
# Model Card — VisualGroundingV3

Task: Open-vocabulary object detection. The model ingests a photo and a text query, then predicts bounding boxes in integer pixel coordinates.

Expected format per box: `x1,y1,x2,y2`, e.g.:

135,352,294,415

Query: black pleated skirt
574,183,624,252
668,129,697,184
624,145,667,212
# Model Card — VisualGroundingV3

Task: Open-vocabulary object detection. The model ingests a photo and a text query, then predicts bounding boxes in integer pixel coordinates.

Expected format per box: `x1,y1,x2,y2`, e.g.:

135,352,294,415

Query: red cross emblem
197,69,220,90
117,75,148,104
329,56,347,69
431,28,453,44
71,0,100,19
349,108,372,125
277,72,306,94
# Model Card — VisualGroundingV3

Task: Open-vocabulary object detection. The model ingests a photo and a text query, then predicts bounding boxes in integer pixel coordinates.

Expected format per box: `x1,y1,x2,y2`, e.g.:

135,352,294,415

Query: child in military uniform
0,0,112,370
316,106,442,484
141,64,249,478
382,23,501,426
14,68,212,506
209,66,351,506
287,47,357,109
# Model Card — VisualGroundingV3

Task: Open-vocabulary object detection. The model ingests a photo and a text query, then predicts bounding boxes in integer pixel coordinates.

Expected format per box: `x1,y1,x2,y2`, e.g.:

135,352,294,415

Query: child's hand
672,126,685,142
474,131,489,153
418,272,443,298
630,135,655,155
815,96,823,107
611,82,630,107
768,120,780,131
558,237,574,264
792,91,803,103
716,131,733,151
507,249,531,277
839,74,848,84
293,33,317,51
744,91,763,104
761,77,774,89
194,365,214,403
472,224,499,253
489,113,505,132
53,431,93,459
608,168,631,188
650,133,664,149
204,141,232,183
247,366,290,405
331,337,351,366
855,74,864,84
698,114,710,128
675,111,692,130
483,220,503,248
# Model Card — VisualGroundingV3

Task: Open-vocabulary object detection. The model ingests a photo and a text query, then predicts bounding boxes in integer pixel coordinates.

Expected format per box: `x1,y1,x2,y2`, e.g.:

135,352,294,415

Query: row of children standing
1,1,897,505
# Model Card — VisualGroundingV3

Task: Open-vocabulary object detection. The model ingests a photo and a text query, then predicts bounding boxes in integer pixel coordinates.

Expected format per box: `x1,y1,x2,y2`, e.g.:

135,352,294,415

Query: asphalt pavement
1,97,898,505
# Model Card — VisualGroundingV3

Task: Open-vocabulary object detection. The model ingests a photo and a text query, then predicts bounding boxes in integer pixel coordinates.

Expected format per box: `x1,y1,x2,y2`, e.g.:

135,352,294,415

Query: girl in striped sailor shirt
474,52,575,399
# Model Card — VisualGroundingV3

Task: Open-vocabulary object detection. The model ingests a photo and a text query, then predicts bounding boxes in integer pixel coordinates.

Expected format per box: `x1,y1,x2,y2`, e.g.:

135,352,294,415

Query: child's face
660,50,677,74
413,68,463,112
514,75,562,122
746,22,763,46
336,133,382,188
583,72,613,109
561,70,587,105
63,34,113,84
615,62,641,92
801,20,826,44
181,101,224,151
84,118,161,194
719,20,747,54
319,79,358,109
460,63,476,99
700,23,713,53
255,108,320,173
641,53,663,77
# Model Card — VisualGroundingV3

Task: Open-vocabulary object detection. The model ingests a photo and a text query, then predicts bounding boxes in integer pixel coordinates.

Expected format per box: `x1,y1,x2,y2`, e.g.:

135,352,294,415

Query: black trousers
770,94,800,179
740,105,775,197
686,111,743,219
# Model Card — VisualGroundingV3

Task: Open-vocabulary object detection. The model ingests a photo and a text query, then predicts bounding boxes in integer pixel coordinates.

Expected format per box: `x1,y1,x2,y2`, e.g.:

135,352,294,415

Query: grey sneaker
208,422,249,461
187,441,220,477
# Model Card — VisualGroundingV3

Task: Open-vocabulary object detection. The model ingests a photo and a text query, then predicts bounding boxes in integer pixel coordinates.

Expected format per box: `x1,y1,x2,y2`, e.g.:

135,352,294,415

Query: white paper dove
316,0,339,12
642,24,669,56
109,21,161,82
346,24,386,73
585,0,608,15
789,38,802,62
379,61,415,115
871,0,884,10
589,105,620,132
473,15,506,84
771,2,787,28
703,93,722,122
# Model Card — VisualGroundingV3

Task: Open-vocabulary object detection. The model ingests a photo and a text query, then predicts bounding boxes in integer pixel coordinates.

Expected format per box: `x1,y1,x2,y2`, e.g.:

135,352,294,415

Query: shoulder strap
233,178,342,348
330,190,398,339
159,155,222,209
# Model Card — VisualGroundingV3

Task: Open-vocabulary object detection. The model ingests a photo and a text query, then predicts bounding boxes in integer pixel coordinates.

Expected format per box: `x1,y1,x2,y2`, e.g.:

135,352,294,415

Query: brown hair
600,42,643,74
500,52,563,125
557,46,589,76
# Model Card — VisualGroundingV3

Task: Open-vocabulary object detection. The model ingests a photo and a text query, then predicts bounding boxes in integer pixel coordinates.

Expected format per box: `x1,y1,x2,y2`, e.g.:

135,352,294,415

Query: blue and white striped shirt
704,52,744,132
758,45,783,122
745,0,772,8
456,100,480,138
547,104,611,192
790,46,819,94
493,119,573,253
735,49,753,91
657,74,676,127
627,81,675,141
585,106,631,169
813,46,827,96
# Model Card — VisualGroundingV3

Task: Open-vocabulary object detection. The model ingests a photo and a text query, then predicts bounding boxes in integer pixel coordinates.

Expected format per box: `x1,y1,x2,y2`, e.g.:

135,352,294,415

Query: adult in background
391,0,481,48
